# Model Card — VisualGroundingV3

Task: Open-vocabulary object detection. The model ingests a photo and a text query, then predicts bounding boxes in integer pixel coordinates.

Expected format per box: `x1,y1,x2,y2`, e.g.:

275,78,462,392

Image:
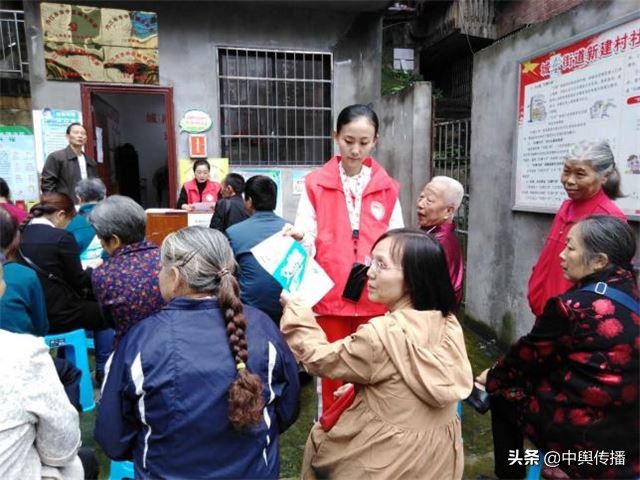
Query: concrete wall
467,2,640,342
23,1,383,210
373,81,432,227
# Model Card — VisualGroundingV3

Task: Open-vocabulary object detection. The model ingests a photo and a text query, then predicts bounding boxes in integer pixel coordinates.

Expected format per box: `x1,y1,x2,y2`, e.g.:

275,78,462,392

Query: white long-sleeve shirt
0,331,82,480
294,186,404,256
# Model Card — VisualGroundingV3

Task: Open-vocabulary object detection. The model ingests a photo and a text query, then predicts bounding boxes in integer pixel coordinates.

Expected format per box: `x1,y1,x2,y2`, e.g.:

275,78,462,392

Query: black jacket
19,223,106,333
41,146,99,200
209,194,249,233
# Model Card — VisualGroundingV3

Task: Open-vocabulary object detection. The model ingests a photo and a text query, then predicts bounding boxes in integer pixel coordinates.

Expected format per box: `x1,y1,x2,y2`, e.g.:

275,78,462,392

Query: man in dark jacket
41,123,99,200
209,173,249,232
226,175,288,324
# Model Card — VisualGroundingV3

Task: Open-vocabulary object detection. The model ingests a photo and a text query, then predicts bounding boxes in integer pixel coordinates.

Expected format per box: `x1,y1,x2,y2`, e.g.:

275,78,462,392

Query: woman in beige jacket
281,229,473,479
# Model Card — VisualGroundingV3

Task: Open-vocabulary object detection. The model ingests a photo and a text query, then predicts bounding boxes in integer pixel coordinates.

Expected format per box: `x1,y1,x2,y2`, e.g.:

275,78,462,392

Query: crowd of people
0,105,637,479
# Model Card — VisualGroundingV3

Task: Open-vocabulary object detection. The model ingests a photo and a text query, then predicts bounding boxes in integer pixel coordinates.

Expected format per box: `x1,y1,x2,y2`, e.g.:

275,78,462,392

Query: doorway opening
80,84,176,208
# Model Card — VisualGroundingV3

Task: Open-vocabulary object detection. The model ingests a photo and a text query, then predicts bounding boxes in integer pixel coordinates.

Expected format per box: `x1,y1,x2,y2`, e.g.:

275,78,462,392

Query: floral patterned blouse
92,241,165,348
487,266,639,479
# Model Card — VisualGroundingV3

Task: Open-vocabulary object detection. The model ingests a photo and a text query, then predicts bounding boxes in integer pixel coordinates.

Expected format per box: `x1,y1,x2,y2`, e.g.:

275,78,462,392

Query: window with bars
218,47,332,166
0,10,28,78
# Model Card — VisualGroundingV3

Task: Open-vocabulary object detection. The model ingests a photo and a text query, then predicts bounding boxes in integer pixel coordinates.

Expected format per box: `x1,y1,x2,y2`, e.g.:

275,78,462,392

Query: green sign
179,109,212,133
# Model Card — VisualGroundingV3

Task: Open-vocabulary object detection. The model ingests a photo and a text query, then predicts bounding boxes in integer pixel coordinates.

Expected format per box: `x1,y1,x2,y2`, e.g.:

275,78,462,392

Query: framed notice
32,108,82,172
0,126,39,203
513,13,640,219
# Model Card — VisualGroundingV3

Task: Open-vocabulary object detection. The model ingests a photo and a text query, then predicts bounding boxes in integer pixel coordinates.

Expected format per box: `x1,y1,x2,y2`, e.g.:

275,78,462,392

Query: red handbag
319,384,356,432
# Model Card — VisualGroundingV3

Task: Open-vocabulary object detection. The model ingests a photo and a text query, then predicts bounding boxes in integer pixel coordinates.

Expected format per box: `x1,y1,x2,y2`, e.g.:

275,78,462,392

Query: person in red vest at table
286,104,404,412
528,140,627,317
416,175,465,307
176,159,221,211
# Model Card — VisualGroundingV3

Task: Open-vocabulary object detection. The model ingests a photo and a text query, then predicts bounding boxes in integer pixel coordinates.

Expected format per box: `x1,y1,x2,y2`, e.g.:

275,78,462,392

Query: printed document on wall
251,232,333,307
514,16,640,218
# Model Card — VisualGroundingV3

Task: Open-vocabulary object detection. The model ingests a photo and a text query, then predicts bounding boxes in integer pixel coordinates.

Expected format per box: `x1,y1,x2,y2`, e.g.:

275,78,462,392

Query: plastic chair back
44,329,95,412
109,460,135,480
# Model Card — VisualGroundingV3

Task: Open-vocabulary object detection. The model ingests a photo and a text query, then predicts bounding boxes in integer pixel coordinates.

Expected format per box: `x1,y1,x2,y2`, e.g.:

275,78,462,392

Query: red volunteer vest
185,179,221,205
306,156,400,317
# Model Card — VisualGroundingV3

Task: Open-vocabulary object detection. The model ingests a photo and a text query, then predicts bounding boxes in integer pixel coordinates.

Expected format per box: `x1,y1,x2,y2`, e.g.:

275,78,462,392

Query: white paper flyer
250,232,333,307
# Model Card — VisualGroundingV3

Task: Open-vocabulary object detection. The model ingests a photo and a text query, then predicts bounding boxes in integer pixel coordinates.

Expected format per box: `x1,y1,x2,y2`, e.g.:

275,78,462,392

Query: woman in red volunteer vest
287,104,404,411
527,140,627,317
176,159,221,211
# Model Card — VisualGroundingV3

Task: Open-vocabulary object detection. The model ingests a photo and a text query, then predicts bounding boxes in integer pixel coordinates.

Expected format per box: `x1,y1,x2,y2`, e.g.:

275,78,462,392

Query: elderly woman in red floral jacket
477,215,638,480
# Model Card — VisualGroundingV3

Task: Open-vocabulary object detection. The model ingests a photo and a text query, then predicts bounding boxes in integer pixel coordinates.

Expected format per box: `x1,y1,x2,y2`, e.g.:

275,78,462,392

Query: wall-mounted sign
32,108,83,171
0,126,39,203
188,134,207,158
235,168,283,217
514,16,640,218
292,168,313,195
179,110,212,133
41,2,159,84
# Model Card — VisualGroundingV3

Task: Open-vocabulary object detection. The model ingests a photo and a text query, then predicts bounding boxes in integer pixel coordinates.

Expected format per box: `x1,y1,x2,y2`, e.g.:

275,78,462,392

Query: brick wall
496,0,587,38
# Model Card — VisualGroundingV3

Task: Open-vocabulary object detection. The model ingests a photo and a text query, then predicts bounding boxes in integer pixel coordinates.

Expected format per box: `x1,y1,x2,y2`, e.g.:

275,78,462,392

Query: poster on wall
178,158,229,187
0,127,40,203
514,15,640,219
41,2,158,84
291,169,313,195
32,108,82,172
235,168,284,218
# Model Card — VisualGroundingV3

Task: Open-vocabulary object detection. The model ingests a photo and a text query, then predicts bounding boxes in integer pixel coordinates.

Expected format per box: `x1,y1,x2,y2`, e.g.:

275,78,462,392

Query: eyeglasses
368,258,400,274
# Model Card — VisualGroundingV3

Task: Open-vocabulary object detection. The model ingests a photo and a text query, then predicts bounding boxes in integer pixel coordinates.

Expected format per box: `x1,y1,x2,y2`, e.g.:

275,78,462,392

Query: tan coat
281,302,473,480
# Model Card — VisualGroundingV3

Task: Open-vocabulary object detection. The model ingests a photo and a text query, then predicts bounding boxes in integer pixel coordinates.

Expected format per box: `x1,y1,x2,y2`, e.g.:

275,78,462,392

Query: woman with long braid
96,226,300,479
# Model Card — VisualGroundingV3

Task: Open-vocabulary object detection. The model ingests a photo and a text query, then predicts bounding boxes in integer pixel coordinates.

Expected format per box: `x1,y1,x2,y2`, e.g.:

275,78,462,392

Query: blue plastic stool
526,450,544,480
109,460,134,480
456,401,463,420
44,329,95,412
85,331,94,349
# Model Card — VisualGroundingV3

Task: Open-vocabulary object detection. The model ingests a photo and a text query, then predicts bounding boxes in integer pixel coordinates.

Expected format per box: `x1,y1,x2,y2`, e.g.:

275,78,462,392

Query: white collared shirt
77,154,87,180
29,217,56,228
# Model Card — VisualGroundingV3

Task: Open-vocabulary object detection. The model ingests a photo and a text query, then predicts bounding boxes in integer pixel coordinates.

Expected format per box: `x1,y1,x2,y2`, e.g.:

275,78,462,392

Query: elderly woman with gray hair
66,177,107,267
65,178,111,382
477,215,638,479
95,227,300,478
89,196,164,365
528,140,627,317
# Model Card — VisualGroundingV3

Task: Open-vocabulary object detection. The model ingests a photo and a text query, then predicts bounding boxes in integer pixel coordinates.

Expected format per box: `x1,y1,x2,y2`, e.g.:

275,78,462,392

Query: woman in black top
19,192,107,334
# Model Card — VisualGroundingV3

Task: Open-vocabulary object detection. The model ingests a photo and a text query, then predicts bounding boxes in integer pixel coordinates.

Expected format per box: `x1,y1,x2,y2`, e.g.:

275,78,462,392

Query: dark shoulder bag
581,282,639,314
19,248,83,300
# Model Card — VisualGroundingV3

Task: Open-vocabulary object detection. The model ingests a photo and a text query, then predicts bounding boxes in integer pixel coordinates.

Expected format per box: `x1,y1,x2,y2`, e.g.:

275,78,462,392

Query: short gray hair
430,176,465,211
565,140,622,199
75,178,106,203
88,195,146,245
161,226,236,294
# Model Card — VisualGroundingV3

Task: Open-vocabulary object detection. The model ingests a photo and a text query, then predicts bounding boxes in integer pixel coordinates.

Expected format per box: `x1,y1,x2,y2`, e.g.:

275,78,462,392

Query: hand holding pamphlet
250,232,333,307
